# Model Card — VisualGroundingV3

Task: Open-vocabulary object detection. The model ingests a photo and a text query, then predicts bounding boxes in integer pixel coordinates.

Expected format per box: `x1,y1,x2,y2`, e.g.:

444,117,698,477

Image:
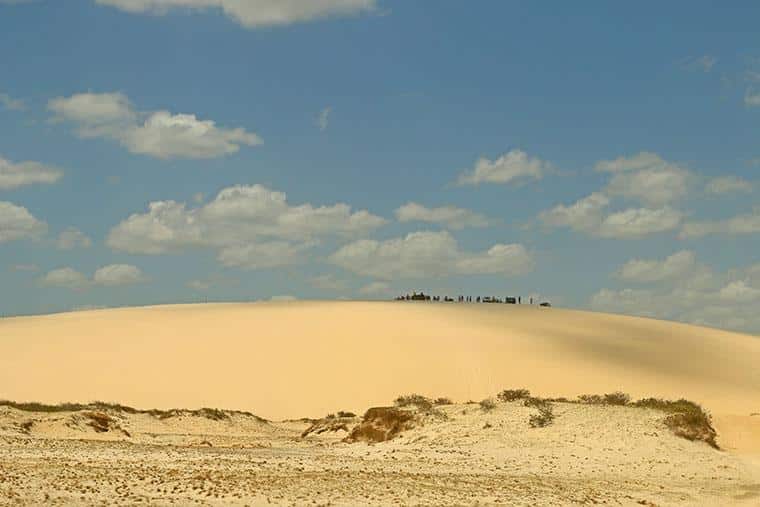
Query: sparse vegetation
603,392,631,405
577,394,604,404
345,407,417,443
0,400,267,423
497,389,530,402
529,404,554,428
394,394,433,411
632,398,718,449
433,397,453,406
479,398,496,411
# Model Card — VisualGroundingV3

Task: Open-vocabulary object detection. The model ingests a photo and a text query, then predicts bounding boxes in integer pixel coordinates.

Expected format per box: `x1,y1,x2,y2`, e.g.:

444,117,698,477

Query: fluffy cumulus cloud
0,155,63,189
0,91,25,111
48,92,261,159
93,264,146,286
592,254,760,335
679,208,760,239
539,152,692,239
329,230,534,280
40,267,90,289
0,201,47,243
617,250,696,283
539,192,681,239
394,202,490,230
704,175,753,195
40,264,146,289
108,184,386,269
56,227,92,250
595,152,691,207
456,149,549,186
94,0,377,27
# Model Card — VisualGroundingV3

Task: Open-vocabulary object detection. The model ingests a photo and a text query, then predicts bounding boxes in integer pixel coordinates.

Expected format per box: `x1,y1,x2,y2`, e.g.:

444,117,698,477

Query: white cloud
108,184,386,271
329,230,534,280
0,91,25,111
0,155,63,189
745,88,760,107
596,207,682,238
395,202,490,230
679,55,716,73
679,208,760,239
593,255,760,334
358,281,393,296
0,201,47,243
317,107,331,131
309,274,349,291
617,250,696,283
56,227,92,250
95,0,377,27
40,267,90,289
217,241,309,270
539,192,681,239
456,149,549,186
719,280,760,303
596,152,691,206
705,175,753,195
93,264,146,286
41,264,146,289
48,92,262,159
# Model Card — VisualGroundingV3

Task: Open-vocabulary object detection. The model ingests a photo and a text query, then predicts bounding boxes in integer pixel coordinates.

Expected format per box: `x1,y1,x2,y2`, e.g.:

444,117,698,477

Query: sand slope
2,400,759,506
1,301,759,448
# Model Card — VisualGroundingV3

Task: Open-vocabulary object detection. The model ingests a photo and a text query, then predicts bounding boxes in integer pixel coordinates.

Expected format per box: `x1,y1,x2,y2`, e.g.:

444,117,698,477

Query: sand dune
2,301,760,505
1,301,758,446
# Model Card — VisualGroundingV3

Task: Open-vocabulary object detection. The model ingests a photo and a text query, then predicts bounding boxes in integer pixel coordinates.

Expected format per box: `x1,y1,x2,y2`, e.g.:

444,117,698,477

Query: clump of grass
496,389,530,402
632,398,718,449
479,398,496,411
394,394,434,411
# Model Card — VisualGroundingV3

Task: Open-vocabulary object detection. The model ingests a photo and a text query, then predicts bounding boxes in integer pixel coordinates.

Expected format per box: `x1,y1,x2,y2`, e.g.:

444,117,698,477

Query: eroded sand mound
1,398,759,505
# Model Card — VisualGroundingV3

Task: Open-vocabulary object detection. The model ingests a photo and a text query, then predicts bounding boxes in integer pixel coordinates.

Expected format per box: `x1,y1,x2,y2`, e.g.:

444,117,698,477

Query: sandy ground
1,301,759,505
1,400,758,506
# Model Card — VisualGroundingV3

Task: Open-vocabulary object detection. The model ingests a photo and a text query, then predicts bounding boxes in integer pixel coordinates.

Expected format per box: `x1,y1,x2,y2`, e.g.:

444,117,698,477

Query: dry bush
302,414,357,438
433,397,453,406
337,410,356,418
479,398,496,411
394,394,433,411
578,394,604,404
603,392,631,405
529,405,554,428
632,398,718,449
523,397,550,409
83,411,115,433
345,407,416,443
497,389,531,402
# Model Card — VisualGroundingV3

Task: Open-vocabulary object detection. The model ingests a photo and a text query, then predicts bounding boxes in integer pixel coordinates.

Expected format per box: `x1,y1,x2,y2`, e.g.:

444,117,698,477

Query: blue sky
1,0,759,334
